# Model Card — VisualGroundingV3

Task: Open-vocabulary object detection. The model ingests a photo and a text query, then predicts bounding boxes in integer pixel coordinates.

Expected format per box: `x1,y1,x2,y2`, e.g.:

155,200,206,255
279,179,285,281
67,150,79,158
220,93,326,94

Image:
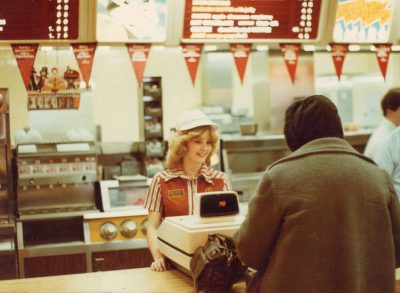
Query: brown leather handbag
190,234,247,293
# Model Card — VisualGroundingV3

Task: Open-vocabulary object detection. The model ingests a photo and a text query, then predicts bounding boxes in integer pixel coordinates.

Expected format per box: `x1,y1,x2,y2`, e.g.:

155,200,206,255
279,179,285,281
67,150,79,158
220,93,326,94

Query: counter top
0,268,245,293
221,130,371,142
0,267,400,292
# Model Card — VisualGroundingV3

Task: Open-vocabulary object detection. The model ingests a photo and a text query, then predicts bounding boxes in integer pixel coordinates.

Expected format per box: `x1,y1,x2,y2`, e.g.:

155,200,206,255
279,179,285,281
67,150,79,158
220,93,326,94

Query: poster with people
27,65,81,110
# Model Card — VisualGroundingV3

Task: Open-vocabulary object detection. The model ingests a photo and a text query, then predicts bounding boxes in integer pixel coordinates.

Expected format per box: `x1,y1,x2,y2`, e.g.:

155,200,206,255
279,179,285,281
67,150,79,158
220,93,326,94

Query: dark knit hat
284,95,344,151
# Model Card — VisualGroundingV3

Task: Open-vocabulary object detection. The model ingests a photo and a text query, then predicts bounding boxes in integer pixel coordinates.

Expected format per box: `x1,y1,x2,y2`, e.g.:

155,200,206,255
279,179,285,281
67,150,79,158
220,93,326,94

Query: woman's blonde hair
165,125,219,169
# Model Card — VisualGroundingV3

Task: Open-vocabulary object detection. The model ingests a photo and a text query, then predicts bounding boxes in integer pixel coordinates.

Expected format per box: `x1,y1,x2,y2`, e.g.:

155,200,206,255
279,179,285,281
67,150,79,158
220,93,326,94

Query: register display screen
182,0,322,41
0,0,79,40
200,193,239,217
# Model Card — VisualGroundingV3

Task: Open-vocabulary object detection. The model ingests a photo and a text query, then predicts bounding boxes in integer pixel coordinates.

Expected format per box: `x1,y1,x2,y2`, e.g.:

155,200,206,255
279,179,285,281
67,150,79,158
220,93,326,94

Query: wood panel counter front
1,268,400,292
0,268,245,293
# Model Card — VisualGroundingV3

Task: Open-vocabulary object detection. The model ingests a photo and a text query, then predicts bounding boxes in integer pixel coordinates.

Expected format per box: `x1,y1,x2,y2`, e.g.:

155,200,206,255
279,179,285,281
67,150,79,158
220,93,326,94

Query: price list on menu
0,0,78,40
183,0,321,41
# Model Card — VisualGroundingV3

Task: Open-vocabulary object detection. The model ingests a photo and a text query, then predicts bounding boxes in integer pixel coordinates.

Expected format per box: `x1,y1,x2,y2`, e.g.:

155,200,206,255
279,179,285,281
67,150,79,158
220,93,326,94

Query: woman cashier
144,109,232,272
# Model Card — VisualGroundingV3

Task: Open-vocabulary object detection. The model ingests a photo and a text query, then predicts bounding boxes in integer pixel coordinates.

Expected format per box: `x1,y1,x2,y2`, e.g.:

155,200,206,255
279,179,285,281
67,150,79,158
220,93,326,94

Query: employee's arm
147,211,168,272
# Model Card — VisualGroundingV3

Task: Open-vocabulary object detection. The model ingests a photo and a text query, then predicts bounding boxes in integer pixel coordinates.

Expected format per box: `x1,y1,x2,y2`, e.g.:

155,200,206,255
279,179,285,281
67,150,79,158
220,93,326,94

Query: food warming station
221,134,291,201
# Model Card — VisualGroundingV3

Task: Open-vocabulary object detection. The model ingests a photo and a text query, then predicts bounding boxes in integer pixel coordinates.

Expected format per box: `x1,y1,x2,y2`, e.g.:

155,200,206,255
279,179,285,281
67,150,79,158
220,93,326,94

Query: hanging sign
182,0,322,41
333,0,394,43
97,0,167,42
280,43,301,84
126,44,151,87
72,43,97,88
0,0,79,41
374,44,391,81
181,43,203,86
330,43,348,81
230,44,252,84
11,44,39,90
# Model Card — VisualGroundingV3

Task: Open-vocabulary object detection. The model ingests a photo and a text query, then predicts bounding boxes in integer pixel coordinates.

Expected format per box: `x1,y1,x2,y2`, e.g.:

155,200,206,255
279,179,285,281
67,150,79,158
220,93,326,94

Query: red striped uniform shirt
144,164,232,217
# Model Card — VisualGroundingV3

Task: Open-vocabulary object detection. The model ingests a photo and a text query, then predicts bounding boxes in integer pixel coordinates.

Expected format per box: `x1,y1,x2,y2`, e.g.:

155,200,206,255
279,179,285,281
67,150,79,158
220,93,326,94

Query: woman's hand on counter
151,257,169,272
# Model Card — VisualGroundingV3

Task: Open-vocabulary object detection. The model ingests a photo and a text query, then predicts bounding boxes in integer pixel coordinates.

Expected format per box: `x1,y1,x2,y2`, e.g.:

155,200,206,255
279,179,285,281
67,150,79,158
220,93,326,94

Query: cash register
157,191,245,274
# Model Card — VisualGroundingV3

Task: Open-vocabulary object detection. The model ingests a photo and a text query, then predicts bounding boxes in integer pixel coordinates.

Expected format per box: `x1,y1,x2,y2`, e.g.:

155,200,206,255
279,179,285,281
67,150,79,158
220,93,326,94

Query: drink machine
15,141,99,277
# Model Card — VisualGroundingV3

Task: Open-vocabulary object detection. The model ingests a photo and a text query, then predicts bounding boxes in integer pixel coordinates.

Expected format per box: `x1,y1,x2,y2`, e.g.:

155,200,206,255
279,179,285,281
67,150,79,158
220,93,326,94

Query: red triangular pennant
126,44,151,87
330,43,348,81
181,43,203,86
280,44,301,85
230,44,252,84
72,43,97,88
11,44,39,91
374,44,391,81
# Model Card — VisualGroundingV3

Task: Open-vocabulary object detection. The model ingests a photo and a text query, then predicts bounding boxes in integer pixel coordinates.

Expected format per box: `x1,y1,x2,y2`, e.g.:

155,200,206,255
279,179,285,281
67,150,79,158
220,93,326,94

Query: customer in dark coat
234,95,400,293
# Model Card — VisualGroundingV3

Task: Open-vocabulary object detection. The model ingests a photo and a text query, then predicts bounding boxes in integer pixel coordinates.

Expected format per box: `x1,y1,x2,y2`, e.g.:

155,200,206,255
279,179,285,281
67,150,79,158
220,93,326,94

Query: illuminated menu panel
0,0,79,41
97,0,168,42
183,0,322,41
333,0,394,43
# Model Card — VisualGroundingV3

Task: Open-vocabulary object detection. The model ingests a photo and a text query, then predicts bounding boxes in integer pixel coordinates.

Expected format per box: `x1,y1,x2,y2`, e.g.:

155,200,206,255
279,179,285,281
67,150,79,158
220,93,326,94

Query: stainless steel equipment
16,142,98,216
239,122,257,135
0,88,18,280
15,142,99,278
221,134,290,201
220,132,371,202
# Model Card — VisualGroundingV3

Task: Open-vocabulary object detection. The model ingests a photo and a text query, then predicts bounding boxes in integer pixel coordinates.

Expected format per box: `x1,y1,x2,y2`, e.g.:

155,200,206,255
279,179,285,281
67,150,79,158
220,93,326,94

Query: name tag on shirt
168,189,184,198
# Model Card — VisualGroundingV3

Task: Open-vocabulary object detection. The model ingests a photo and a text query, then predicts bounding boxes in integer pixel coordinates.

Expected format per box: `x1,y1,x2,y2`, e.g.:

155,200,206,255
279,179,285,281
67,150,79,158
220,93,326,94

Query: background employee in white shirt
364,88,400,158
374,126,400,199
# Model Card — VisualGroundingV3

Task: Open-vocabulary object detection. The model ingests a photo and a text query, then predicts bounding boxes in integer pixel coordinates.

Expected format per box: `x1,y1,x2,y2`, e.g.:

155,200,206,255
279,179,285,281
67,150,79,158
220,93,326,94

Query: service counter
0,267,244,293
0,267,399,293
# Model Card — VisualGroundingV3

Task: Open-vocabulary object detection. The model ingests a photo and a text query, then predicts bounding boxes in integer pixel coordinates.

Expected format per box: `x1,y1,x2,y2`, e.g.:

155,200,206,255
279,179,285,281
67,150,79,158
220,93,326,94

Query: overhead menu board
182,0,322,41
333,0,394,43
0,0,79,41
97,0,168,42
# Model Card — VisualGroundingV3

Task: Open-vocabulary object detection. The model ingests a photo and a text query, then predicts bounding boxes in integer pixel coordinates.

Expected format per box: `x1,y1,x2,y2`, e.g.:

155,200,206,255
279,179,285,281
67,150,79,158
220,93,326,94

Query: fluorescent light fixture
391,45,400,51
348,45,360,52
303,45,315,52
204,45,218,51
40,46,53,51
256,45,269,51
152,45,165,51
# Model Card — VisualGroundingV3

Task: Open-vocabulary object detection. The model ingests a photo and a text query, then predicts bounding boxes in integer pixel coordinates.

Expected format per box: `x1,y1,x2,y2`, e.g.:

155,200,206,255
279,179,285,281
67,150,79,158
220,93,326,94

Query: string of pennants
11,42,393,107
180,43,392,85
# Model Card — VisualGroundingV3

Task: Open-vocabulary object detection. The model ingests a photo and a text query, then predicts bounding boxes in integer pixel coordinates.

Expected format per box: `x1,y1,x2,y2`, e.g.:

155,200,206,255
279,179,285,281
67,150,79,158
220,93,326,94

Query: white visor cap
175,109,217,132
